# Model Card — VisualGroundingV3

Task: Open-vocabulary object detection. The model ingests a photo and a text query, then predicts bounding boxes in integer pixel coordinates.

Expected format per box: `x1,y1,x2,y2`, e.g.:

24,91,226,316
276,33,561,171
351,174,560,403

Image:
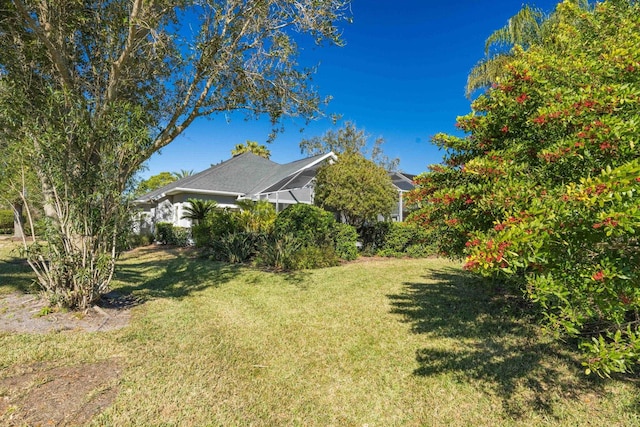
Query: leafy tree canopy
134,172,177,197
408,0,640,375
300,121,399,171
314,152,397,228
231,141,271,159
172,169,195,180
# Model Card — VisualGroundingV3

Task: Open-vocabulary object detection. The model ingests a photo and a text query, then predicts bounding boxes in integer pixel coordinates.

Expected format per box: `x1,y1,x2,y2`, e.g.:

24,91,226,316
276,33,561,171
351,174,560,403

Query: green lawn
1,244,639,425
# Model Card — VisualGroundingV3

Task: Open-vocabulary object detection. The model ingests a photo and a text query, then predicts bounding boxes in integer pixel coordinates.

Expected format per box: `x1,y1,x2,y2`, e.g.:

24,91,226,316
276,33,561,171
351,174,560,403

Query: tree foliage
408,0,640,375
466,0,592,97
172,169,195,180
300,121,399,171
231,141,271,159
134,172,177,197
0,0,351,309
314,153,397,228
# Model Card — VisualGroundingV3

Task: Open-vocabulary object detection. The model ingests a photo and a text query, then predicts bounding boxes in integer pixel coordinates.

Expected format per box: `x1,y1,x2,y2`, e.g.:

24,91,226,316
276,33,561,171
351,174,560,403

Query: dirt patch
0,291,140,334
0,359,122,426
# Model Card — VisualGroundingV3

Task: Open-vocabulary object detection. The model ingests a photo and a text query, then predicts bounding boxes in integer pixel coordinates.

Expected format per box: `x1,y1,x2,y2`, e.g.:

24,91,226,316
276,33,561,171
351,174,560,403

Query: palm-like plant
231,141,271,159
172,169,195,180
466,1,592,97
466,5,546,97
181,198,217,225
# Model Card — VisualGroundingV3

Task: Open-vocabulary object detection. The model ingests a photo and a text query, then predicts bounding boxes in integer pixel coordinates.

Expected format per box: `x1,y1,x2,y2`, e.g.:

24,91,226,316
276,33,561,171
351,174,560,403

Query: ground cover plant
1,243,639,425
407,0,640,375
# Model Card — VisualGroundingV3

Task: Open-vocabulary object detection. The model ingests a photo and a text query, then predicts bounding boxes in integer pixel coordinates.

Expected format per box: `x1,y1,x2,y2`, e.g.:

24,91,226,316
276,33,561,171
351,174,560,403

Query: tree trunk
12,201,24,240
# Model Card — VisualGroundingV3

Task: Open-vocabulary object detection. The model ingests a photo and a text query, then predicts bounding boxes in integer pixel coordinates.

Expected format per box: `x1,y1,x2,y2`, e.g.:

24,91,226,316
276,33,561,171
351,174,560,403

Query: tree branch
12,0,75,92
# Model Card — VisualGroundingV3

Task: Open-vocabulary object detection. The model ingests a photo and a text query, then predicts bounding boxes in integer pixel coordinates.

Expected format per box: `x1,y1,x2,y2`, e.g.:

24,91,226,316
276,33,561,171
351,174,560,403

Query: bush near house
193,202,358,270
155,222,190,246
359,222,435,258
333,222,358,261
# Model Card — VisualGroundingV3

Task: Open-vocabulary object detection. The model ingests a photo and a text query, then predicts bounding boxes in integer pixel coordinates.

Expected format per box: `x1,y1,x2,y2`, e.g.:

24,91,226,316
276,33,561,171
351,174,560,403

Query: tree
408,0,640,375
0,138,41,241
134,172,177,197
0,0,351,309
465,1,591,97
314,153,397,228
181,198,217,225
300,121,399,171
172,169,195,180
231,141,271,159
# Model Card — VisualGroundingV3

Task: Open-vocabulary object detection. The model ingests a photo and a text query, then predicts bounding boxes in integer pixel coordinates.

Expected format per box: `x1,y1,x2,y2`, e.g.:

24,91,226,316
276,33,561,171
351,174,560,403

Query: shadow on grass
113,248,241,301
388,266,610,419
0,253,37,294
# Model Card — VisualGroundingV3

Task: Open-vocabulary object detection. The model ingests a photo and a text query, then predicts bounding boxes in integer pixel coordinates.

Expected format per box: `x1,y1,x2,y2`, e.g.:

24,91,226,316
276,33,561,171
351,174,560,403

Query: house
389,171,417,222
132,151,415,234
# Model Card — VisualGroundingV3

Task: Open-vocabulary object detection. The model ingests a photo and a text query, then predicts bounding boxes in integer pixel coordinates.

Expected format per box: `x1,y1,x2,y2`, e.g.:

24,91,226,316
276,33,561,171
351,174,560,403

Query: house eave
133,187,245,204
164,187,245,197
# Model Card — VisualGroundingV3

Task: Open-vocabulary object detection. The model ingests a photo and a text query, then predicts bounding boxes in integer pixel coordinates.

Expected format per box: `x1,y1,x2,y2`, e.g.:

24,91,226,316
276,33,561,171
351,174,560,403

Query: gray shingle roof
135,152,334,202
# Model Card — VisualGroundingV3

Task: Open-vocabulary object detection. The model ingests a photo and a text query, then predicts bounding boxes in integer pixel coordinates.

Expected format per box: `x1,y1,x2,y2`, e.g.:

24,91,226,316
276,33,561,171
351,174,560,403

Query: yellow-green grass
1,245,639,426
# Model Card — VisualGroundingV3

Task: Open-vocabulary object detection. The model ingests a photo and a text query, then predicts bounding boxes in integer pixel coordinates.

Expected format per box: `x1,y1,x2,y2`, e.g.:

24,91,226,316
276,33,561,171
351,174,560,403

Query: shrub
155,222,190,246
273,203,335,247
236,200,276,233
377,222,432,258
126,233,154,249
210,232,258,263
192,222,213,248
333,222,358,261
358,222,391,255
208,209,242,238
405,1,640,375
0,209,13,230
253,233,303,271
288,245,340,270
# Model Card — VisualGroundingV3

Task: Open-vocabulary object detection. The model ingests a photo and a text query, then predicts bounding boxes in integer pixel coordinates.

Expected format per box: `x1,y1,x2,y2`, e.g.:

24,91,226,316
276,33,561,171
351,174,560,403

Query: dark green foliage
377,222,433,258
359,222,434,258
181,199,217,225
210,232,259,264
273,204,336,247
253,233,339,271
0,209,13,229
209,209,243,238
126,233,154,249
194,203,356,270
333,222,358,261
314,153,397,228
253,233,303,270
359,222,392,255
192,223,213,248
155,222,190,246
0,209,12,234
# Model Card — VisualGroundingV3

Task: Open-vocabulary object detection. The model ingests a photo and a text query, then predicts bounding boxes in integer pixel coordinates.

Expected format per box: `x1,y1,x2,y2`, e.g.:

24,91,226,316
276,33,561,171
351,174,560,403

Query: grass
0,237,36,295
1,243,639,425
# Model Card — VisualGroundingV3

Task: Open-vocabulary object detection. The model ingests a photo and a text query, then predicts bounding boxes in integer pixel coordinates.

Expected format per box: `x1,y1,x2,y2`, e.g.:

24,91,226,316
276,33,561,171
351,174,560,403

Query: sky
141,0,563,179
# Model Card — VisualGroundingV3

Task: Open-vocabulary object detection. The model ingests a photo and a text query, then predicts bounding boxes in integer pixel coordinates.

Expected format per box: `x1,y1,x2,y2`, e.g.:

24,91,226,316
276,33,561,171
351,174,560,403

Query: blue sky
142,0,562,179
